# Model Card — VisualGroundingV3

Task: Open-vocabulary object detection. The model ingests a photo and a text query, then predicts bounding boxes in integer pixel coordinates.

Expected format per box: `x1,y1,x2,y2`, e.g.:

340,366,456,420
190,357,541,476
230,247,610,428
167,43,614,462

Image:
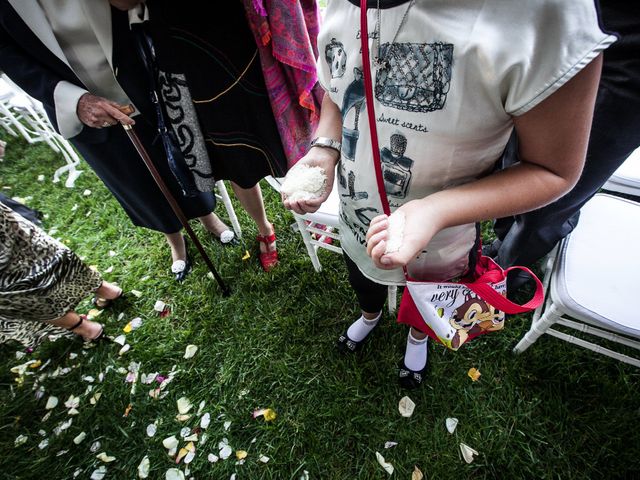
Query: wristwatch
309,136,342,155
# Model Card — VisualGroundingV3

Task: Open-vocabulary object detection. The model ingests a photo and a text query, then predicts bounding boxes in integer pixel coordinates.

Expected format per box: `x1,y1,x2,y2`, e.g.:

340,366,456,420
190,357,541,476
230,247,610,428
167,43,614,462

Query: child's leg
339,254,387,348
404,327,428,371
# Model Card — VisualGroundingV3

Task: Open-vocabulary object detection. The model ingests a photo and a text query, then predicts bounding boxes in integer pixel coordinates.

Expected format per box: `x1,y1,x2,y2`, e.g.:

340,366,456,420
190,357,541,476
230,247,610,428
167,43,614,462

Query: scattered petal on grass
375,451,394,475
146,423,157,437
259,455,270,463
207,453,219,463
90,392,102,405
113,335,126,346
64,395,80,409
131,290,142,298
165,468,185,480
446,417,459,434
14,435,27,446
90,441,101,453
83,189,92,196
236,450,248,460
108,250,117,257
118,344,131,356
163,436,179,451
123,323,133,333
176,447,189,464
45,396,58,410
223,420,231,431
384,441,398,449
253,408,277,422
412,465,424,480
180,427,191,438
68,408,80,416
38,439,49,449
138,456,150,479
184,450,196,464
73,432,86,444
82,375,95,383
90,466,107,480
38,174,45,182
184,434,198,442
154,300,166,312
53,418,73,435
183,345,198,359
96,452,116,463
219,445,232,460
130,317,143,330
175,414,191,422
104,266,114,274
299,471,310,480
460,443,479,464
141,373,158,384
200,412,211,429
467,367,481,382
86,309,102,320
177,397,192,414
399,396,416,417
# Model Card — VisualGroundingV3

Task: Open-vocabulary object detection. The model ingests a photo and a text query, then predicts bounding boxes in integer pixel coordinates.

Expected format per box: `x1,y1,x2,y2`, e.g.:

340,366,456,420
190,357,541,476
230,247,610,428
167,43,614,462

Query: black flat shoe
397,358,429,390
336,320,380,354
171,235,192,282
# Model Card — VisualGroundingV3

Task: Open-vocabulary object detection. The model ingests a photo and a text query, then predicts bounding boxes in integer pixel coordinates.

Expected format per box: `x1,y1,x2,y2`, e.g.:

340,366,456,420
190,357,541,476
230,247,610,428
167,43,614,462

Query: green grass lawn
1,134,639,480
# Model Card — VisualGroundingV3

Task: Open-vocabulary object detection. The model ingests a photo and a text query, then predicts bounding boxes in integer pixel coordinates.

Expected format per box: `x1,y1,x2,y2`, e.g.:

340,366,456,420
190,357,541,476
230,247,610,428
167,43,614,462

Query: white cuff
53,81,88,139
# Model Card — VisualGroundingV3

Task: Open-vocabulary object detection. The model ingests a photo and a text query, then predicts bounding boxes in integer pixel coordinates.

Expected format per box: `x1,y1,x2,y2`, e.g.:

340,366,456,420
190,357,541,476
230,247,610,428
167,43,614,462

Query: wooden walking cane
119,119,231,296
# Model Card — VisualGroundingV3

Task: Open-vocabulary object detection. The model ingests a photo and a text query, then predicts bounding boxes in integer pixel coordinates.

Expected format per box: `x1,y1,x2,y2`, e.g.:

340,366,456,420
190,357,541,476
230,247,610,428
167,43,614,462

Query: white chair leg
295,215,322,272
513,303,562,354
387,285,397,314
215,180,242,238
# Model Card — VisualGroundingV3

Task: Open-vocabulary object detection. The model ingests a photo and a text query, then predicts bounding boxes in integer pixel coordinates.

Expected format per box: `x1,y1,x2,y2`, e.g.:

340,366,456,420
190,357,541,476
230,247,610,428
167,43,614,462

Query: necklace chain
374,0,415,70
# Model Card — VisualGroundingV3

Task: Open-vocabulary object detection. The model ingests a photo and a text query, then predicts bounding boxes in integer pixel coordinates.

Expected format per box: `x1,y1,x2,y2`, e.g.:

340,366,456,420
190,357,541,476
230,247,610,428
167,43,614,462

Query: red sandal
256,227,279,272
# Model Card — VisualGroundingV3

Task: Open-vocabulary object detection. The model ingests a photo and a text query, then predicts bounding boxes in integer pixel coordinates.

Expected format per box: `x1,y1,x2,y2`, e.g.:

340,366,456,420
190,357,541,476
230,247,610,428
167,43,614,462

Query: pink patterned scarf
244,0,324,169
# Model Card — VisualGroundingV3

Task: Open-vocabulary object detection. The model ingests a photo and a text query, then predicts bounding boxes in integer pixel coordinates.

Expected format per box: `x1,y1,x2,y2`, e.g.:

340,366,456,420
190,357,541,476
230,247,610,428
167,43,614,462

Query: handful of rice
384,210,405,254
281,165,327,202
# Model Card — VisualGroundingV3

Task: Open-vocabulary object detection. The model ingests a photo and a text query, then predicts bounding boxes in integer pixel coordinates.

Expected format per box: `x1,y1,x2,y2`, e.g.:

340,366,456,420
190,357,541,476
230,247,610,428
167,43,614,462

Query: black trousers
492,1,640,271
344,253,388,314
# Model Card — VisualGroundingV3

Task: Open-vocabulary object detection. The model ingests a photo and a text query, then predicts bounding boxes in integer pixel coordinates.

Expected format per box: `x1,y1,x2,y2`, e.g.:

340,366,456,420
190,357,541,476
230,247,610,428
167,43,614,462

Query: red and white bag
358,0,544,350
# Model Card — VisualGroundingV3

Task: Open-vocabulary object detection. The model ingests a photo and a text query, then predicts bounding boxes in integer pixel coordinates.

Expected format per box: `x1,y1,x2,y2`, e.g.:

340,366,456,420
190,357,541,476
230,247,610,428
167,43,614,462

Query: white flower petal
45,396,58,410
90,466,107,480
200,412,210,429
446,417,459,434
90,441,101,453
259,455,270,463
165,468,185,480
223,420,231,431
460,443,479,464
138,456,150,479
207,453,219,463
219,445,232,460
146,423,157,437
183,345,198,359
177,397,192,414
96,452,116,463
14,434,28,446
375,451,394,475
163,436,179,451
398,396,416,417
73,432,86,444
384,441,398,449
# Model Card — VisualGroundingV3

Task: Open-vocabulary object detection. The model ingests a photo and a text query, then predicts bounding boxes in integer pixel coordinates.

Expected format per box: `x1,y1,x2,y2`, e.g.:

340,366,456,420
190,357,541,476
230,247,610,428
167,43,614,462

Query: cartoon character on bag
450,292,506,337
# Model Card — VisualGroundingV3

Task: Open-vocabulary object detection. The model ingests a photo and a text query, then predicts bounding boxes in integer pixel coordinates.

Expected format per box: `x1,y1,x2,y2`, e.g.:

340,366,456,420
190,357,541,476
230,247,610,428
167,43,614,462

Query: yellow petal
467,367,481,382
263,408,277,422
123,322,133,333
236,450,248,460
242,250,251,260
412,466,424,480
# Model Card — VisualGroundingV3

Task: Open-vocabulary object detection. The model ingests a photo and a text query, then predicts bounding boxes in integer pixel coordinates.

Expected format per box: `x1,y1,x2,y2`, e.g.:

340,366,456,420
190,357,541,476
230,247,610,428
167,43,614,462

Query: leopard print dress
0,203,102,347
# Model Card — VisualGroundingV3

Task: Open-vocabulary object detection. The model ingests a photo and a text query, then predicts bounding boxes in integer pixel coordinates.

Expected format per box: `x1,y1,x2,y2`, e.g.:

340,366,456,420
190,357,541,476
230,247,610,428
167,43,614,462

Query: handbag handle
467,266,544,314
360,0,391,217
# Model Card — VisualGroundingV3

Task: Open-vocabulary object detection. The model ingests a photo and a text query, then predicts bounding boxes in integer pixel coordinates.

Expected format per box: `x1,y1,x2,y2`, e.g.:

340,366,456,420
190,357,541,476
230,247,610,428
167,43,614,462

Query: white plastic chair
266,175,397,313
513,193,640,367
602,146,640,197
214,180,242,238
0,75,83,187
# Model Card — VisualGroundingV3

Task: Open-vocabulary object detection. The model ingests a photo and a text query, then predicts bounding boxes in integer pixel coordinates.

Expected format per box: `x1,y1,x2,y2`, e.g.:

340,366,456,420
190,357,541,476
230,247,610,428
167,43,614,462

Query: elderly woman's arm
367,54,603,269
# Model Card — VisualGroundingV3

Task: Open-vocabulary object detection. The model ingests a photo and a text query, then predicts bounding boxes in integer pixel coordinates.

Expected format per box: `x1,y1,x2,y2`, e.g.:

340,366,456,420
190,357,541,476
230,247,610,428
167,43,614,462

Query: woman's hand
77,93,135,128
282,147,338,215
366,198,441,270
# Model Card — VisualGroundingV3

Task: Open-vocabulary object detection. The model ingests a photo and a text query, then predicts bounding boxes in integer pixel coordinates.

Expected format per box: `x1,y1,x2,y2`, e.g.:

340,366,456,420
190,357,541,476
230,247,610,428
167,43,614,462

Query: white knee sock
346,312,382,342
404,331,428,371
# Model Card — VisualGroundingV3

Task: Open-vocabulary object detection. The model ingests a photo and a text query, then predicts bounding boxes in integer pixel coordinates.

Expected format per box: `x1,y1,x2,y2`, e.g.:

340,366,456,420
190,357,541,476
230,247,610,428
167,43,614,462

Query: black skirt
148,0,288,189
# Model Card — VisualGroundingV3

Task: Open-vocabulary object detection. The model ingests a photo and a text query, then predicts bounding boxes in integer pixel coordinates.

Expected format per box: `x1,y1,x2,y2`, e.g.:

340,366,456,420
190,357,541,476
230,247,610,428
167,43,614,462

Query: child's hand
366,199,440,270
282,148,338,215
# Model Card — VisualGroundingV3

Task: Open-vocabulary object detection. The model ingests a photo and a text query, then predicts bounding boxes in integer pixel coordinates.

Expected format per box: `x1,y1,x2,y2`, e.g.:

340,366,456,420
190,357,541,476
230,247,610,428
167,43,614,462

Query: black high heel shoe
68,314,109,343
